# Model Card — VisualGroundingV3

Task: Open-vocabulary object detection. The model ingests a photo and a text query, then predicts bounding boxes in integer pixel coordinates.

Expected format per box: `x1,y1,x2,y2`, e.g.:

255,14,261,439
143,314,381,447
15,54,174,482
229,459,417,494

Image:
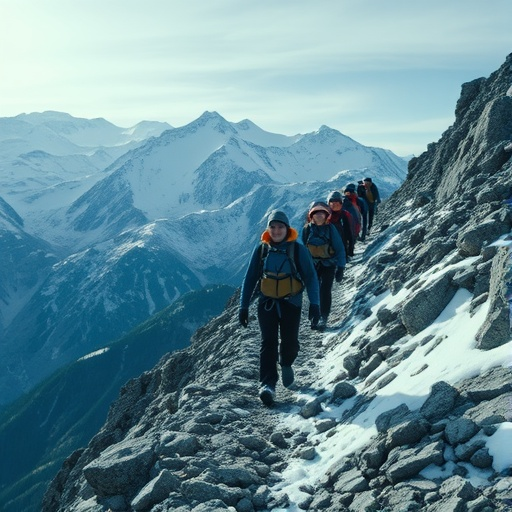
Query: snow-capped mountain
0,110,408,405
0,111,172,236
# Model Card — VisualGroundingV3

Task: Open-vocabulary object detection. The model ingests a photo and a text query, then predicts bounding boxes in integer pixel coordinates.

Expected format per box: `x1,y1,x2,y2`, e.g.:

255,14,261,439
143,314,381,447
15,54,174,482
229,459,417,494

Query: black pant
258,299,301,388
316,264,335,319
368,203,376,231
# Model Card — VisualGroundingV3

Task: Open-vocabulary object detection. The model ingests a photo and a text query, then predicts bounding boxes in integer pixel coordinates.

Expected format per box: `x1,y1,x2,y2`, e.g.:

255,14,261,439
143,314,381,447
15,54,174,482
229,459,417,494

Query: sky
1,1,511,156
271,234,512,510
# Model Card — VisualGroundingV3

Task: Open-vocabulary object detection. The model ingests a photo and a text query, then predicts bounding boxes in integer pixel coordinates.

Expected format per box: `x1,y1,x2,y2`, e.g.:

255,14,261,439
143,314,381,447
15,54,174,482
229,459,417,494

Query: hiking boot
281,366,294,388
259,385,275,406
317,317,327,331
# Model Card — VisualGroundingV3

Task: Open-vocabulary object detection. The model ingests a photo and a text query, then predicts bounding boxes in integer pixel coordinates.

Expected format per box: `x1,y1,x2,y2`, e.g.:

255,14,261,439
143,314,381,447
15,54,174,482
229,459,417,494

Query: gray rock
463,392,512,425
368,322,408,354
238,435,269,452
375,403,411,433
332,467,369,493
83,436,156,496
300,397,324,419
457,219,509,257
470,448,493,469
444,417,479,445
457,366,512,402
420,381,459,422
386,414,430,449
476,247,511,349
203,466,263,487
131,469,181,510
348,490,378,511
159,432,201,457
359,353,383,379
330,381,357,401
181,479,243,506
400,271,458,335
454,438,486,461
439,475,477,501
382,440,445,484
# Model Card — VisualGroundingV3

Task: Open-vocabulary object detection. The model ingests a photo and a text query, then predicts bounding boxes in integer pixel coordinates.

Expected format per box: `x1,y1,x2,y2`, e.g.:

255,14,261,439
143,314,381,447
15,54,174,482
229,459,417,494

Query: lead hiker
302,202,346,331
238,210,320,406
363,177,381,234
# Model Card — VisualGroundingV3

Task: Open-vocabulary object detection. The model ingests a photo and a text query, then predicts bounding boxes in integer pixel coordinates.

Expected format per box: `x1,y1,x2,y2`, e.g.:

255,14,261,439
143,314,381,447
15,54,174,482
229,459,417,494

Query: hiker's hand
238,308,249,328
309,304,320,328
335,267,344,283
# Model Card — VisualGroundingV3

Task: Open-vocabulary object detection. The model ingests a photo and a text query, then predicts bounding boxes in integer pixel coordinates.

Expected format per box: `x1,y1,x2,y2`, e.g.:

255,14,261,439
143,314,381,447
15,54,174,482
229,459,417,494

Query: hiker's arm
240,245,261,309
297,245,320,306
330,225,346,268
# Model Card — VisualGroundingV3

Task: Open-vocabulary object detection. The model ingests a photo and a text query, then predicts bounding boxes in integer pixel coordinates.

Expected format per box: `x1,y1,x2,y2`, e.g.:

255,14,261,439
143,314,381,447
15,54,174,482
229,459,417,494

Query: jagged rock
386,413,430,449
375,403,411,433
420,381,460,422
457,219,509,257
381,440,445,484
83,436,156,496
332,467,369,493
457,366,512,402
300,397,324,418
181,478,244,506
439,475,478,501
444,417,479,445
330,381,357,401
454,438,486,461
358,353,383,379
159,432,201,457
131,469,181,510
368,322,407,354
462,392,512,425
476,247,512,349
400,271,458,335
470,448,493,469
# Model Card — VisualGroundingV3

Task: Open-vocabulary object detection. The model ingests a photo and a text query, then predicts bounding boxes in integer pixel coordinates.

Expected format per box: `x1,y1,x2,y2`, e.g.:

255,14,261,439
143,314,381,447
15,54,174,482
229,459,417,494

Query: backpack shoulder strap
289,241,304,281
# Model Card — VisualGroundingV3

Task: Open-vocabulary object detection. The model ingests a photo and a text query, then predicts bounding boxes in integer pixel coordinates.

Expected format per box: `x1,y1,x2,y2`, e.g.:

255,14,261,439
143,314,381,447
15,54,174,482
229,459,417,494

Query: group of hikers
239,178,381,405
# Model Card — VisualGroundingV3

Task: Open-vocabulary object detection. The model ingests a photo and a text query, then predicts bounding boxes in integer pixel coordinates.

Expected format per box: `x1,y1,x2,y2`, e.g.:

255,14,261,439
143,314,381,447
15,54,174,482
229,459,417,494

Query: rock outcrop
42,55,512,511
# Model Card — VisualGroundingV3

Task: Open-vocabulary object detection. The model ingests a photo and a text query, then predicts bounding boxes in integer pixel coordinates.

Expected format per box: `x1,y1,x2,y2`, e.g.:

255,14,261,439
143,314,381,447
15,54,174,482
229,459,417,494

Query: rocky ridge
41,55,512,511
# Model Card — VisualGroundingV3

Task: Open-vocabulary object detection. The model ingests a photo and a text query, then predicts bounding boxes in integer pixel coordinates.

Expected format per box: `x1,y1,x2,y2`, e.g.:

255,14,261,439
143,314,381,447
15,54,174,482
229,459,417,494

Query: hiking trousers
257,299,301,388
316,264,336,319
368,202,376,231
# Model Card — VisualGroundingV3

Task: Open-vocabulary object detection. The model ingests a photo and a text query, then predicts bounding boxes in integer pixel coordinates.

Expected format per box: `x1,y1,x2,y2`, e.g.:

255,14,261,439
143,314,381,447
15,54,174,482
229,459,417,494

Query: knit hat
308,201,331,221
267,210,290,227
344,183,356,193
363,177,373,183
327,190,343,203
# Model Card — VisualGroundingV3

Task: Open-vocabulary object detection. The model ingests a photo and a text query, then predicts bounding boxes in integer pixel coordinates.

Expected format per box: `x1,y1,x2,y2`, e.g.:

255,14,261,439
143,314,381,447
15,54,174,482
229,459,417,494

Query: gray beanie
267,210,290,227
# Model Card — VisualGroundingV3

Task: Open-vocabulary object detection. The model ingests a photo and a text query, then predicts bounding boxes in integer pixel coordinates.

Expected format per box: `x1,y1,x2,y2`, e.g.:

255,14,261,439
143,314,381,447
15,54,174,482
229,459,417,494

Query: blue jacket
302,223,346,268
240,228,320,309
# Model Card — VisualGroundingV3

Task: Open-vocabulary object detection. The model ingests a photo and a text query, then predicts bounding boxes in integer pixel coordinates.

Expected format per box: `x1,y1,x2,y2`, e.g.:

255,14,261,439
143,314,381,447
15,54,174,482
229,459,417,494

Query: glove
239,308,249,328
308,304,320,328
335,267,344,283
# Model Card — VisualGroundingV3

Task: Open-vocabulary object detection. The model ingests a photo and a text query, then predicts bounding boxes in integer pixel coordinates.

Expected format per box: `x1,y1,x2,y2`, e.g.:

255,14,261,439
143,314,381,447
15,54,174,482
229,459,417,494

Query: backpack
304,224,335,260
258,242,304,299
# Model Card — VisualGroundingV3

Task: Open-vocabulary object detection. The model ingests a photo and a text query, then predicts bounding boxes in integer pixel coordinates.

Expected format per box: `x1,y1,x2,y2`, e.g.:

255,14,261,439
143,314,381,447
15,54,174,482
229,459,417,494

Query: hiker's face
312,211,327,226
268,222,288,243
329,200,342,212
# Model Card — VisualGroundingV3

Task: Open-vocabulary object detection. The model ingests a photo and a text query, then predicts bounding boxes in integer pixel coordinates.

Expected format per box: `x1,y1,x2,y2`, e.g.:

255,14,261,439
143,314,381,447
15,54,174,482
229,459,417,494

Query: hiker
238,210,320,406
302,202,346,331
345,183,368,242
327,190,355,258
363,177,381,233
342,185,362,241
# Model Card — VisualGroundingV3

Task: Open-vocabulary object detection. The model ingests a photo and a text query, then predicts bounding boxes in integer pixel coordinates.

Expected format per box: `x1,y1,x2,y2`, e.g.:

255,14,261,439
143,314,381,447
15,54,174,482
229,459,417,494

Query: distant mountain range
0,110,408,406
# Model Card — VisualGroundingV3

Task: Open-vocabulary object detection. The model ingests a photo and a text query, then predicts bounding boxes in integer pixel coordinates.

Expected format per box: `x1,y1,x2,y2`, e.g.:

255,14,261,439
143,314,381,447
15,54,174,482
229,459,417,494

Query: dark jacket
240,228,320,309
